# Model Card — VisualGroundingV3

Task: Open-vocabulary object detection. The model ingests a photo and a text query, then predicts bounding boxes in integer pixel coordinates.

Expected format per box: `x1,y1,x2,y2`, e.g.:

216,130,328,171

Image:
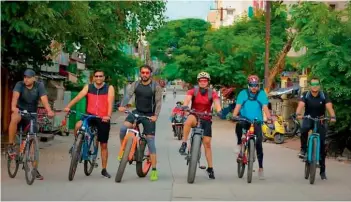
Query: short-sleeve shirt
300,91,331,118
13,81,47,113
236,89,269,121
187,88,219,120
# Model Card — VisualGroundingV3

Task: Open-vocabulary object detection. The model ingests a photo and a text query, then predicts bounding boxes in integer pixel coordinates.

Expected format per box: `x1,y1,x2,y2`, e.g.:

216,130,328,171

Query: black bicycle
7,110,40,185
180,107,217,184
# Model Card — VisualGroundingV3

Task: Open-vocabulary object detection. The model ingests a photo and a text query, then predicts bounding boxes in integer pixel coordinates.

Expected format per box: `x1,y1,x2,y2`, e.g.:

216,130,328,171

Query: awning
40,73,67,80
269,84,300,96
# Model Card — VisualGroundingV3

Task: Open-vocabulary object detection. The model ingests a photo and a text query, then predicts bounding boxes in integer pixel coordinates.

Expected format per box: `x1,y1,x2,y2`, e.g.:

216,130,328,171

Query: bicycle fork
306,134,320,164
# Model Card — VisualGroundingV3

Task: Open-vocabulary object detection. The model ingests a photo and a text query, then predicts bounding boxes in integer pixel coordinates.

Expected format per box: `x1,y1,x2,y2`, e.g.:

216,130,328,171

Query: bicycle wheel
237,145,246,178
115,134,134,183
136,139,151,177
309,137,318,184
187,134,202,184
7,147,20,178
84,132,98,176
177,126,183,140
24,137,39,185
68,132,83,181
304,162,310,179
247,139,255,183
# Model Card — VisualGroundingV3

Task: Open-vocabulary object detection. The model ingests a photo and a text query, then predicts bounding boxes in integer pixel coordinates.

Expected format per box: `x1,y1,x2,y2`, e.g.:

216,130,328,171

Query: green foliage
291,2,351,130
1,1,166,86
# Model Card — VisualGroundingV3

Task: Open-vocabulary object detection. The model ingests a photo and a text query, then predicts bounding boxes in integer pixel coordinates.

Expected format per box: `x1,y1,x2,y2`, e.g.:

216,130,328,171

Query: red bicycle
232,116,261,183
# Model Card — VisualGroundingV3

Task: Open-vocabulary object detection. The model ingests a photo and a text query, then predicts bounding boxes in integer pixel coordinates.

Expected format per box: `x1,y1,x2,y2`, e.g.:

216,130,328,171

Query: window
227,10,234,15
329,4,336,10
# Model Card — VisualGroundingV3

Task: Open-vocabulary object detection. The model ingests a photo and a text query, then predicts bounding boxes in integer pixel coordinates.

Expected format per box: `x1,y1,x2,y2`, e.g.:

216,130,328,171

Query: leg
179,115,197,154
299,118,313,157
141,117,158,181
318,122,327,179
202,120,215,179
235,122,243,145
119,113,135,145
96,119,111,178
8,112,22,145
74,121,82,138
254,123,264,179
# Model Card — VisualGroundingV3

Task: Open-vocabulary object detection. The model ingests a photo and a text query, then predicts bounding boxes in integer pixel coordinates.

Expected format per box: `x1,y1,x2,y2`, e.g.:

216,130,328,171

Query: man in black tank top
119,65,163,181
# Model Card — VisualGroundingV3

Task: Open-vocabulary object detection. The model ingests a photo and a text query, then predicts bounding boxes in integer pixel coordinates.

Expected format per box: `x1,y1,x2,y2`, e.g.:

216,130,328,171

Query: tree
290,2,351,130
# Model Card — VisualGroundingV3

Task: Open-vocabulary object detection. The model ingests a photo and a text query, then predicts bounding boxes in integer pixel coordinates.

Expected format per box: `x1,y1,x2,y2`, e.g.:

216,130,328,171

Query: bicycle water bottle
249,125,255,134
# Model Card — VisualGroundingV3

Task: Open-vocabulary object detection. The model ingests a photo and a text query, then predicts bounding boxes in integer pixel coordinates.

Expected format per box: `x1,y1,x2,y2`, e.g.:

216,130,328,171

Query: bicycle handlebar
177,106,217,117
67,110,101,119
124,110,152,120
19,110,37,119
231,116,262,124
303,115,330,122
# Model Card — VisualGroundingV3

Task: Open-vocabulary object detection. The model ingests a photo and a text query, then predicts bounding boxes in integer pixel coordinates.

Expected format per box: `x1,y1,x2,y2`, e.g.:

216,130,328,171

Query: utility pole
264,0,271,91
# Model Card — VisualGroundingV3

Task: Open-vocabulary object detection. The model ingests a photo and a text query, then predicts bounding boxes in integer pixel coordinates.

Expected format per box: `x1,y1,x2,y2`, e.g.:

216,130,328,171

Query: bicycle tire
177,126,182,140
304,162,310,179
187,134,202,184
309,137,317,184
24,137,39,185
84,133,98,176
115,135,134,183
247,139,255,183
7,148,20,178
237,145,245,178
136,139,151,177
68,133,83,181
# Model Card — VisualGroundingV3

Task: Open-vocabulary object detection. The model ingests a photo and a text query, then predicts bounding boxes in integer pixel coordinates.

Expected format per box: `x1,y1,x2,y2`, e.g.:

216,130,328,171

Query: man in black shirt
118,64,162,181
295,77,336,180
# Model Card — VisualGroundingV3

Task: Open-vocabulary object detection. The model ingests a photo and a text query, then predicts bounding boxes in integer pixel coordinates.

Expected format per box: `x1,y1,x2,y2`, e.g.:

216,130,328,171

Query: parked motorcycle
284,113,301,138
172,113,185,140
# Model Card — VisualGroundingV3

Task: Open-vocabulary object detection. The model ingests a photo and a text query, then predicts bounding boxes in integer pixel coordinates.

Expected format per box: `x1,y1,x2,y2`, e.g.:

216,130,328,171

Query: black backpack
241,89,263,109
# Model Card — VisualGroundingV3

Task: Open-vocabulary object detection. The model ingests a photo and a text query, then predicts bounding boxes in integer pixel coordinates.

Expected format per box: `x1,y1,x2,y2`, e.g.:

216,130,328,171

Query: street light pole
264,0,271,91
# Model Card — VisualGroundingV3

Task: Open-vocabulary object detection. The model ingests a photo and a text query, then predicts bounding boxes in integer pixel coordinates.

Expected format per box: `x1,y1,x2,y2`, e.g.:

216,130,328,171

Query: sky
165,0,214,20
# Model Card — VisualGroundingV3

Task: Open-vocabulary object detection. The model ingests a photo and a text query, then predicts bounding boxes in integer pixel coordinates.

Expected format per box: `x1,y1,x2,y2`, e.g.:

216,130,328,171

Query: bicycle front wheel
309,137,318,184
24,137,39,185
187,134,202,184
68,133,83,181
237,145,246,178
7,146,20,178
115,134,134,183
247,139,255,183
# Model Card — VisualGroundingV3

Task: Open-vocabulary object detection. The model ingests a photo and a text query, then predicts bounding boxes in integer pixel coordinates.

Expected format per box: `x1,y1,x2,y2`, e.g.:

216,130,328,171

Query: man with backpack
295,76,336,180
178,72,222,179
8,69,55,180
118,64,162,181
232,75,272,179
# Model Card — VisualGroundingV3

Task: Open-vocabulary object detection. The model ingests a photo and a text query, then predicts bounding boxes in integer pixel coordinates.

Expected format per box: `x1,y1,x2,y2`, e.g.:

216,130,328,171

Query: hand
330,117,336,123
12,107,19,113
102,116,110,122
150,116,158,122
217,111,222,117
118,107,126,112
266,118,273,124
47,110,55,118
63,107,70,112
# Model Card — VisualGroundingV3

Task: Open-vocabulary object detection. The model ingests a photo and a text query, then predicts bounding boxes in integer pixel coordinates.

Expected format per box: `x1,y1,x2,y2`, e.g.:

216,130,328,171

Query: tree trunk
266,37,295,93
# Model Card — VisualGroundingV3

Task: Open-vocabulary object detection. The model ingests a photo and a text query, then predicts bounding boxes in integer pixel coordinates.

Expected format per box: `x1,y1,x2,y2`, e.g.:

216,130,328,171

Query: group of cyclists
8,65,336,182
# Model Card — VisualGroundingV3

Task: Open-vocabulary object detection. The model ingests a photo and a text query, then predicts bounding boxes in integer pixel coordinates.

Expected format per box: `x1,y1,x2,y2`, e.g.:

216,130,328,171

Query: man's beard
141,76,150,81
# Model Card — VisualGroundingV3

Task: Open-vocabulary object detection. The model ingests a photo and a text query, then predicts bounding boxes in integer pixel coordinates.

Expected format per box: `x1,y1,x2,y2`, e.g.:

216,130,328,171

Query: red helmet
247,75,259,84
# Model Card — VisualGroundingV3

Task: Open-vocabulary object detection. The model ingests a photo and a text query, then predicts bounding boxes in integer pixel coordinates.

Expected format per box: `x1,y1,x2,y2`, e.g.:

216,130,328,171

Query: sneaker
179,142,187,155
117,151,124,161
320,172,327,180
7,144,16,157
150,169,158,181
206,167,215,179
35,169,44,180
258,169,265,180
298,150,306,159
101,169,111,178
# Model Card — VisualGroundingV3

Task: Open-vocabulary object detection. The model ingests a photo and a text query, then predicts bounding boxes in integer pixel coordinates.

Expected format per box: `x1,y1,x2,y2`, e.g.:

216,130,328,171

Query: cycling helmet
247,75,259,84
197,72,210,80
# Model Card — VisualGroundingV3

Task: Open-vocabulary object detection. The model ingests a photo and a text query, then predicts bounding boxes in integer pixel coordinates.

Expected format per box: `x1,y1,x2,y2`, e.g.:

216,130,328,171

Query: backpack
241,89,263,109
191,85,214,104
134,80,157,112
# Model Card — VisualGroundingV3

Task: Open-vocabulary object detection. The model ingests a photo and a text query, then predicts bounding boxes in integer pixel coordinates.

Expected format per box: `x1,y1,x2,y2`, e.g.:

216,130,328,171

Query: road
2,91,351,201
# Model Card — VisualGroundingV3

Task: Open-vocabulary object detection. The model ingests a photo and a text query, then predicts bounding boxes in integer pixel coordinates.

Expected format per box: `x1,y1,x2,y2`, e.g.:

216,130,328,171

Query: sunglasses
198,79,209,83
141,71,150,75
94,75,104,78
310,82,320,87
249,83,259,88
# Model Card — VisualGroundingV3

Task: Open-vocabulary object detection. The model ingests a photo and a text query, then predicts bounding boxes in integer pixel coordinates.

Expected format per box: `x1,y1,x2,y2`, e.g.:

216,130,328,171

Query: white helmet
197,71,210,80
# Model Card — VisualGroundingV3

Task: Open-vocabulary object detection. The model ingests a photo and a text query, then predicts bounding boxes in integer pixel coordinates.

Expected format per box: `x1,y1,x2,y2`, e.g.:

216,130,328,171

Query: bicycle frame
79,114,99,161
16,111,38,157
306,116,327,163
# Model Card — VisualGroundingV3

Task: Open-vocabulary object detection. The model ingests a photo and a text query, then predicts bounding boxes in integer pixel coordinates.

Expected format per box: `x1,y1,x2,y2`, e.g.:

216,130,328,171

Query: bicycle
115,110,152,183
6,110,40,185
67,110,100,181
179,107,216,184
232,116,262,183
302,115,330,185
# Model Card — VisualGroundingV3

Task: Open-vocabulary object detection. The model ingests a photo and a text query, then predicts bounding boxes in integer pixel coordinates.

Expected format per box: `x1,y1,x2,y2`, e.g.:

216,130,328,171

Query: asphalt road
2,91,351,201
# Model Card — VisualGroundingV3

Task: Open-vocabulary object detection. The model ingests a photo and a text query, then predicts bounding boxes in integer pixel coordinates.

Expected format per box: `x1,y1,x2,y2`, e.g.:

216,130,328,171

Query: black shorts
89,118,110,143
125,110,156,136
18,115,38,133
198,118,212,137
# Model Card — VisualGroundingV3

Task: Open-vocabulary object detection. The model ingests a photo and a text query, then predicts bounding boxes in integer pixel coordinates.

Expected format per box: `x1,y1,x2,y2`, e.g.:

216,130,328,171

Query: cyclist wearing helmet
179,71,222,179
232,75,272,179
170,101,185,135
